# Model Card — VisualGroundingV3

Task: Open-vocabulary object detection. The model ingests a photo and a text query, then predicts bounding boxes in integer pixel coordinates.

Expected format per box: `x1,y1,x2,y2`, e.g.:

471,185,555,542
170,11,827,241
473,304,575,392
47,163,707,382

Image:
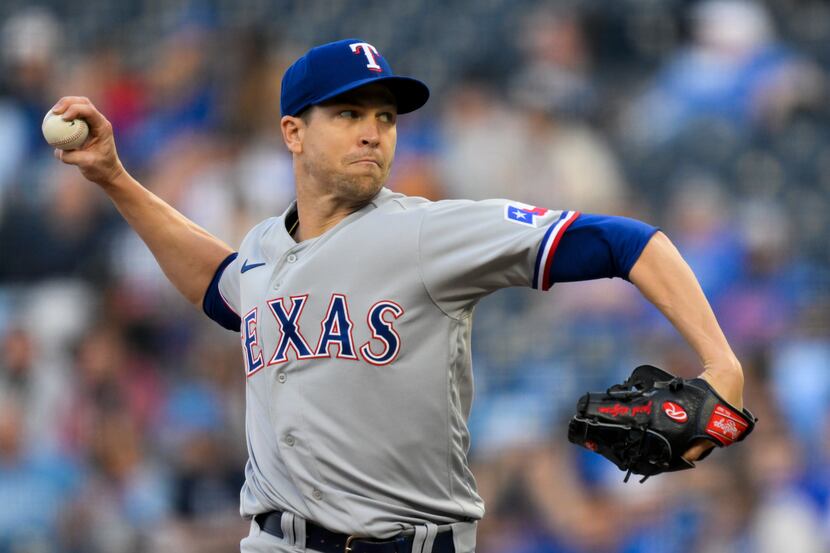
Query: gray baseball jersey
213,187,578,538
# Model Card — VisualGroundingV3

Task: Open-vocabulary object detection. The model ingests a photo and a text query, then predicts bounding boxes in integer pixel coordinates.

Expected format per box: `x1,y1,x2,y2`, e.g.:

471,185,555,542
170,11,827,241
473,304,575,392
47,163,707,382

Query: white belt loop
294,514,307,550
280,512,296,546
412,527,427,553
411,522,438,553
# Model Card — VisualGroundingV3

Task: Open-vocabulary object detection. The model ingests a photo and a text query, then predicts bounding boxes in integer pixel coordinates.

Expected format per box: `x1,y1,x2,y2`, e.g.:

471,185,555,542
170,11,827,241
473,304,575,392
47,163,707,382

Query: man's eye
379,112,395,123
339,110,357,119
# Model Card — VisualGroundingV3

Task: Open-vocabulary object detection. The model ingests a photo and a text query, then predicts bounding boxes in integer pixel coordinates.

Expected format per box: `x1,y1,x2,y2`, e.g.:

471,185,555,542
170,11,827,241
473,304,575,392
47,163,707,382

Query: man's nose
359,119,381,147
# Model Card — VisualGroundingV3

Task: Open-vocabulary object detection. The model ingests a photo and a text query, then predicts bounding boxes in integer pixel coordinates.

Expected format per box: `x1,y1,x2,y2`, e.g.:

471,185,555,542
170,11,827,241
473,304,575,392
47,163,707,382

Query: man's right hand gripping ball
568,365,757,482
50,96,125,187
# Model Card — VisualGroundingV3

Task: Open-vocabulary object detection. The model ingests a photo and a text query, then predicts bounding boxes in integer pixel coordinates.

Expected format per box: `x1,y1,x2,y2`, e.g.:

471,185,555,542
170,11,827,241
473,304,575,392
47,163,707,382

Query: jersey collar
264,187,396,260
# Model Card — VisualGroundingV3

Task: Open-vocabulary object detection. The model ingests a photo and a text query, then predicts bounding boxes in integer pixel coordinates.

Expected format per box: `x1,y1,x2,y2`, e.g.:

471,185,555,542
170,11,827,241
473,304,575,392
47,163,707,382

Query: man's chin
335,176,385,202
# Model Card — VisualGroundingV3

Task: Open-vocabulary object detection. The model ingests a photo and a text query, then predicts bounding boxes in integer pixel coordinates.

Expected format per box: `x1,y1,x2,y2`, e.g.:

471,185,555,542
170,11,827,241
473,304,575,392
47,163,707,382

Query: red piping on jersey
542,211,580,291
220,289,240,317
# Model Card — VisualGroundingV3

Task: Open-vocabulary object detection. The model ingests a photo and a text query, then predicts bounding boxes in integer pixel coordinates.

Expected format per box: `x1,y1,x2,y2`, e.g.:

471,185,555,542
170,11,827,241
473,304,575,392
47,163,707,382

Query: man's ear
281,115,305,154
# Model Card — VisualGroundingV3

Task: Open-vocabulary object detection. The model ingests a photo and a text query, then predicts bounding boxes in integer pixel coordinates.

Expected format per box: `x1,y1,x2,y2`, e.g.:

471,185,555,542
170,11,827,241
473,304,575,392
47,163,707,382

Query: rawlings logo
598,401,652,417
662,401,688,423
714,418,739,438
705,405,748,445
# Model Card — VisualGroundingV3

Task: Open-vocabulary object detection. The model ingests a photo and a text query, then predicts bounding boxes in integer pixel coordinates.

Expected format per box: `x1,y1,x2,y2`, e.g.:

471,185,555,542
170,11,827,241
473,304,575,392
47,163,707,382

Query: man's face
296,83,398,202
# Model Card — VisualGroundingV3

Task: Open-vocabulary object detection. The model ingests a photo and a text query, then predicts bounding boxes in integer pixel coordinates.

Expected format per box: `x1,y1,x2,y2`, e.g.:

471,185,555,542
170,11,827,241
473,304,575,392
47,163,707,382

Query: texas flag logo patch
505,203,550,227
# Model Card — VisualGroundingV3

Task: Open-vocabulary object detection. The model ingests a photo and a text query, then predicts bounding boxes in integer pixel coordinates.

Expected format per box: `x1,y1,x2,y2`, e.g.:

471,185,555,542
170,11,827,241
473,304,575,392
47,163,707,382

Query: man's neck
291,183,378,242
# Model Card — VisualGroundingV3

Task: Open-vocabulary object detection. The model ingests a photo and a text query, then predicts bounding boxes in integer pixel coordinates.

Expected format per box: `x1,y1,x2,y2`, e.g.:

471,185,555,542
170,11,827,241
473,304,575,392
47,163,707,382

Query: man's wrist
699,362,744,410
97,163,129,191
702,354,743,377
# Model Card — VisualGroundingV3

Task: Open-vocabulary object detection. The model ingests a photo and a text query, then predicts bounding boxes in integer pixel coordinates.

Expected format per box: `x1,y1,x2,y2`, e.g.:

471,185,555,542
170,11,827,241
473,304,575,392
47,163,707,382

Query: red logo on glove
662,401,688,423
705,405,749,445
598,401,652,417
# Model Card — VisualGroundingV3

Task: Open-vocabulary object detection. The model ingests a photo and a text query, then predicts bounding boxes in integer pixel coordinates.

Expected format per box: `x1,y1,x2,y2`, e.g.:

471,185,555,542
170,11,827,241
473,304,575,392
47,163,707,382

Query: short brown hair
297,106,313,124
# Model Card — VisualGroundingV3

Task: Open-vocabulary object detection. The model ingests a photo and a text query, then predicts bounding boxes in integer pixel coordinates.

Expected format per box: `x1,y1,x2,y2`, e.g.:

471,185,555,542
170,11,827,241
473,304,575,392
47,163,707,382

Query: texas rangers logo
350,42,382,72
241,293,404,377
505,202,549,227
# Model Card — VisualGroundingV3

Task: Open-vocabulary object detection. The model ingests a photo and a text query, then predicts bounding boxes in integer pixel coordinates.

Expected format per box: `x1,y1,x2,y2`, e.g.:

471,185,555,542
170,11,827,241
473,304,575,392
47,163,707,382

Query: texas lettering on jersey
241,293,404,376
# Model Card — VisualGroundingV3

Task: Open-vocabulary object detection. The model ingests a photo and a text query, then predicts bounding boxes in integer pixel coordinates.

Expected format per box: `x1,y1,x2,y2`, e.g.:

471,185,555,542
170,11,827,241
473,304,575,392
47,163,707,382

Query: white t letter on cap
350,42,382,72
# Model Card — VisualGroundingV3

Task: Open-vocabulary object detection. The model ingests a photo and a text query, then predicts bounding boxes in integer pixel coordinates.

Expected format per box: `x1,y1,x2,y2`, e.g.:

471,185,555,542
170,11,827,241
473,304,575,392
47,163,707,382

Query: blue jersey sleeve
548,214,659,283
202,252,242,332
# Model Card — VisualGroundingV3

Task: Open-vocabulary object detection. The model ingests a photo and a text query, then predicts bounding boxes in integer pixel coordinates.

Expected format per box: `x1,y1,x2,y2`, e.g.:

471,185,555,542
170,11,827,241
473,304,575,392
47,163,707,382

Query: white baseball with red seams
42,111,89,150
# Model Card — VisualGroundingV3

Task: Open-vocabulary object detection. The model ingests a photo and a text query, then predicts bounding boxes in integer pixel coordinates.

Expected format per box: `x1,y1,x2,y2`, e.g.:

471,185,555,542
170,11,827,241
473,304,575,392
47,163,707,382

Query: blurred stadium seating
1,1,829,551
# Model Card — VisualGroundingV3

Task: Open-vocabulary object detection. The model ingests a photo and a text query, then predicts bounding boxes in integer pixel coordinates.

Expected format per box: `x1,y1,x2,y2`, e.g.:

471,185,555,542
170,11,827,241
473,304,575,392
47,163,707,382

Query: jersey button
284,435,295,447
277,373,287,383
312,489,323,500
286,254,297,263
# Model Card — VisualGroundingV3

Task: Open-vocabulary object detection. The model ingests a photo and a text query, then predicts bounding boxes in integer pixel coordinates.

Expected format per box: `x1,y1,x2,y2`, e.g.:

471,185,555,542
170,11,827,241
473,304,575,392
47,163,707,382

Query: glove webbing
607,376,678,483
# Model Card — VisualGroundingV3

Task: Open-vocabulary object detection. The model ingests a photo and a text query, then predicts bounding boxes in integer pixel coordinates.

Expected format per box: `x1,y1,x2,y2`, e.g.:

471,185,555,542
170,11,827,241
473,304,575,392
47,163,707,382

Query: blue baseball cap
280,38,430,117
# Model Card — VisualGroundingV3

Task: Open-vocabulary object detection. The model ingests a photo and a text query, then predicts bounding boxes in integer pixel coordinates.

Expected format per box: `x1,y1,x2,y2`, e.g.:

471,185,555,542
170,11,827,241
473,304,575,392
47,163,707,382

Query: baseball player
53,39,745,553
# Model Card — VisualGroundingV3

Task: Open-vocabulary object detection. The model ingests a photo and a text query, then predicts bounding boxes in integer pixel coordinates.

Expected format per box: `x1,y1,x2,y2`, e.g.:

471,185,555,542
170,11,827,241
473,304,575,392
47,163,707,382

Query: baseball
42,111,89,150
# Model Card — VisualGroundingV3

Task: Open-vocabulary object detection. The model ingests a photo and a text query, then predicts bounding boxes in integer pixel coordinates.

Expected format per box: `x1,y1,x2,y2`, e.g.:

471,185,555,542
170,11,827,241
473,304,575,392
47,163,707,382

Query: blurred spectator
0,1,827,551
127,24,221,167
0,393,82,553
0,7,62,155
718,198,806,348
744,422,826,553
0,165,116,284
0,326,71,454
61,325,165,457
170,432,242,520
0,100,27,210
60,43,148,147
440,72,627,212
228,137,296,237
510,5,598,122
662,176,745,306
72,413,172,553
215,31,298,227
160,369,226,453
691,463,756,552
438,78,526,200
625,0,824,146
218,28,285,140
508,96,629,214
769,302,830,452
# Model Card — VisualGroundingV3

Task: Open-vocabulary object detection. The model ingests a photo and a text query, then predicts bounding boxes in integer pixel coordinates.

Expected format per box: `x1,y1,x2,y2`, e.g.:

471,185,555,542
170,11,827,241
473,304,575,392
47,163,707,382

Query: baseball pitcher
52,39,750,553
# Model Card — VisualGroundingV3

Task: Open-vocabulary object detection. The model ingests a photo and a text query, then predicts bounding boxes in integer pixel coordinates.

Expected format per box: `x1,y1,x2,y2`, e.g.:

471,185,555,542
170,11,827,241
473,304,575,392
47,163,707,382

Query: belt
254,511,456,553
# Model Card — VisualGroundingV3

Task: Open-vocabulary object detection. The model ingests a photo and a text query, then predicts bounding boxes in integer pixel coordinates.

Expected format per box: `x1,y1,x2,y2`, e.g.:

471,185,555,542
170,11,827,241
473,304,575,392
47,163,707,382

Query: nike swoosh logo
241,260,266,273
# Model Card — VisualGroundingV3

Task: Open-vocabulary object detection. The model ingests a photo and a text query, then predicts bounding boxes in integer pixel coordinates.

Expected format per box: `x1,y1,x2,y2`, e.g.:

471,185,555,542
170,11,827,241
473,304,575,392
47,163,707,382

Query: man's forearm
50,97,235,307
628,231,744,407
103,170,234,306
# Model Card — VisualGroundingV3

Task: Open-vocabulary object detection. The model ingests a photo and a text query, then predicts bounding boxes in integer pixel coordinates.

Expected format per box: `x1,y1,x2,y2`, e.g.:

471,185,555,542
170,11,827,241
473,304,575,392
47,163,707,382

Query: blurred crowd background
1,0,829,552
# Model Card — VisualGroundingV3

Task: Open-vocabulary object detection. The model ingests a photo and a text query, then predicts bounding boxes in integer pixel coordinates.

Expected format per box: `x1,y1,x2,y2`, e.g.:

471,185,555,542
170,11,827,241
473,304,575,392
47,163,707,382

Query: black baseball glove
567,365,756,482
